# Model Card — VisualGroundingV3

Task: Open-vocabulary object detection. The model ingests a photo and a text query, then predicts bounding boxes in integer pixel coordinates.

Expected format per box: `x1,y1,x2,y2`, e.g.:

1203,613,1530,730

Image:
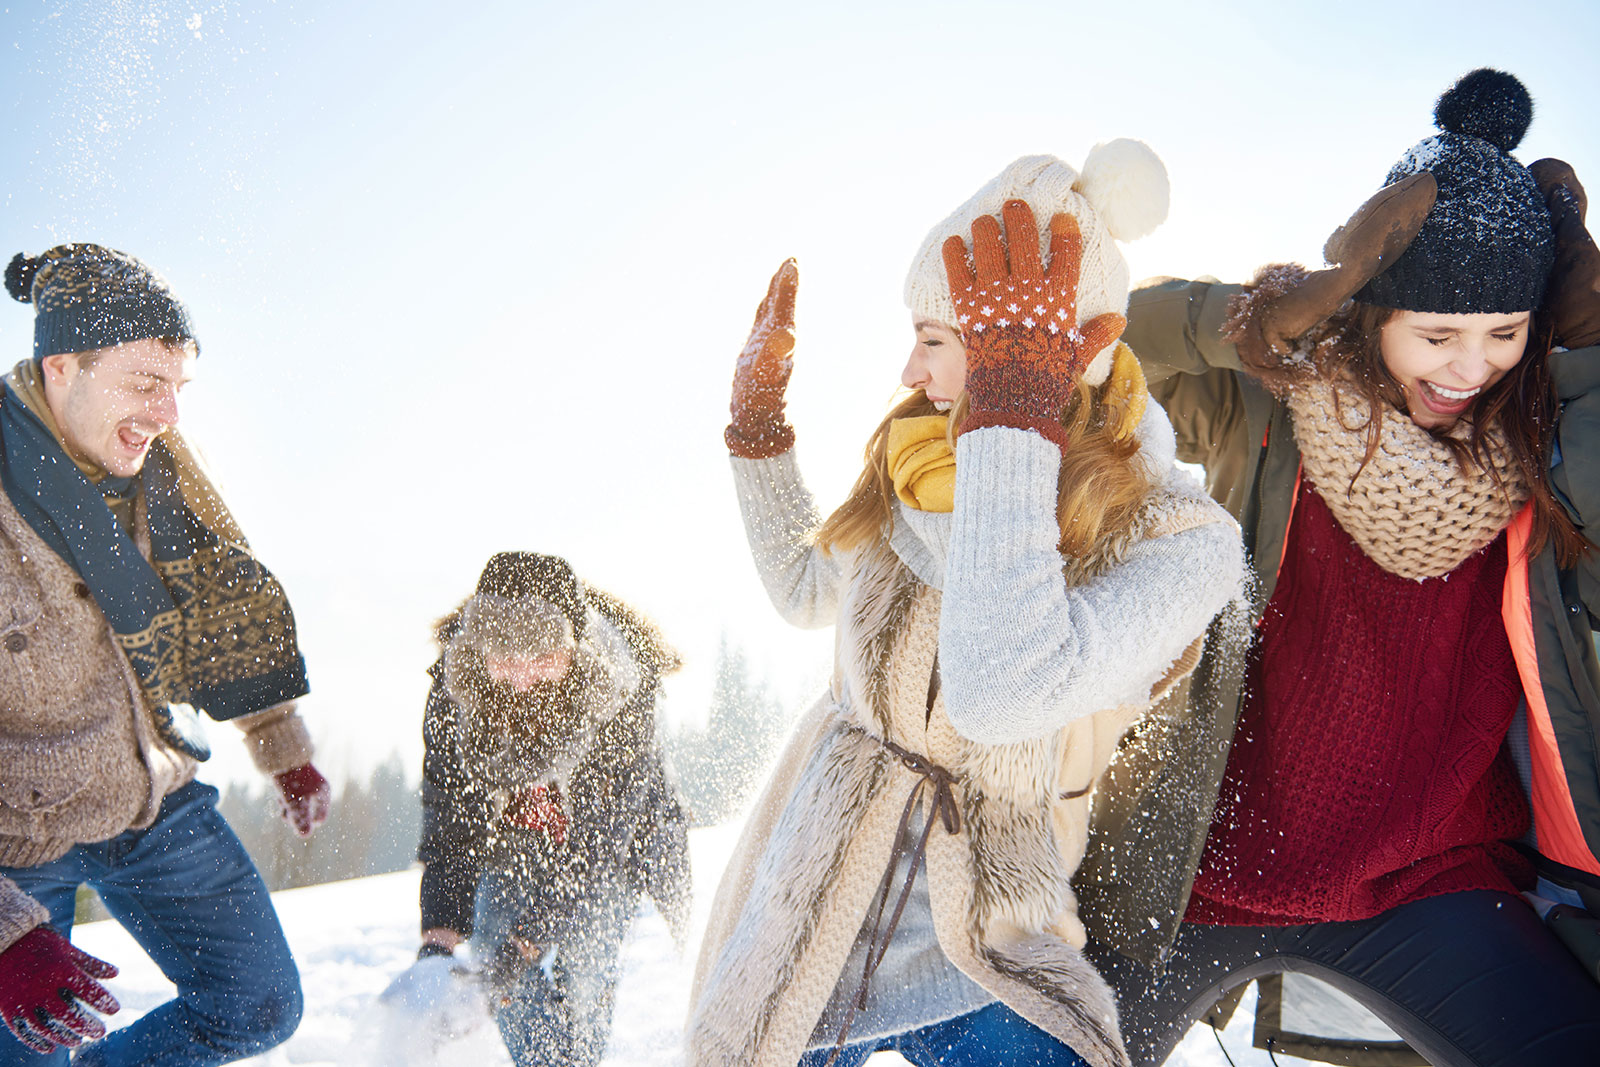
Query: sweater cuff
234,702,315,776
952,424,1063,540
0,875,50,954
730,449,810,521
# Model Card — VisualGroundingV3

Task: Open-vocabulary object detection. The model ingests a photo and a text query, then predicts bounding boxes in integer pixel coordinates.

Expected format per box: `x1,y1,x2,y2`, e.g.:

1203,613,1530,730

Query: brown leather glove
1234,172,1438,366
725,260,798,459
1530,158,1600,351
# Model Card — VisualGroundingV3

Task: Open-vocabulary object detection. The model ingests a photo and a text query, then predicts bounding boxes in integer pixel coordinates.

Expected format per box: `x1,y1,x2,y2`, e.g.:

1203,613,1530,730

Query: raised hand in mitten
1235,172,1437,366
725,259,798,459
942,199,1125,450
0,926,119,1053
1530,158,1600,351
275,763,331,838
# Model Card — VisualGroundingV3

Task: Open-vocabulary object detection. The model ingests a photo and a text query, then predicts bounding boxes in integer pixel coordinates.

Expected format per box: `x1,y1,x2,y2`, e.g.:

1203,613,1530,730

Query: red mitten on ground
0,926,119,1054
275,763,332,838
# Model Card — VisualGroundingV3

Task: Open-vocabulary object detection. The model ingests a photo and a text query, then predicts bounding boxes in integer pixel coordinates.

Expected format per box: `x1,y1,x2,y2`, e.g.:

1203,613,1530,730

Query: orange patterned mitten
942,200,1125,451
725,259,798,459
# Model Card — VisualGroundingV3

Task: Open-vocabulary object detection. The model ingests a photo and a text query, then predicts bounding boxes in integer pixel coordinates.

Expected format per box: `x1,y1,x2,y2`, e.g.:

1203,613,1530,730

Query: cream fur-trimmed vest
687,485,1217,1067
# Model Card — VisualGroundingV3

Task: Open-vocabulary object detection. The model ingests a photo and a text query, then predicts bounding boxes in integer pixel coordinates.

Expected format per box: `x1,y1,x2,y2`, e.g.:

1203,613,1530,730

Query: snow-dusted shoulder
939,402,1243,745
730,449,845,629
573,604,643,719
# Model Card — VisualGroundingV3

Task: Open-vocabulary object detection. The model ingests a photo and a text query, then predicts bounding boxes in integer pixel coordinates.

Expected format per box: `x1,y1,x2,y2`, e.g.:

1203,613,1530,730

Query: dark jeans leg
896,1002,1090,1067
74,781,302,1067
474,870,632,1067
1,782,300,1067
1094,891,1600,1067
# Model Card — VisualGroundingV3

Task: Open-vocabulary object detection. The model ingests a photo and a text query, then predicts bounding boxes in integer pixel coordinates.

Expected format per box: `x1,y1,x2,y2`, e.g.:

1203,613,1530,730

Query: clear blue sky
2,0,1595,785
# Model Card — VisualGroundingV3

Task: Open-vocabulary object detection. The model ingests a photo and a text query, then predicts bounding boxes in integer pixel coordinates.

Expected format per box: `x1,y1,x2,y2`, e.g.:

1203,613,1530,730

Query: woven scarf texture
1287,378,1529,580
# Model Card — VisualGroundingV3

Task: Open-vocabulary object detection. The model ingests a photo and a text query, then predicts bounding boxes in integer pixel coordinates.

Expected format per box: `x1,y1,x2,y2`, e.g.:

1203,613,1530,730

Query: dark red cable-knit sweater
1186,480,1532,926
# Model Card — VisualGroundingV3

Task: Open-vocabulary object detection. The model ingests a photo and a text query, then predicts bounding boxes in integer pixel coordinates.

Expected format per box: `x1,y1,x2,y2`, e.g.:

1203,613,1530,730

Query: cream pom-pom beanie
904,139,1170,385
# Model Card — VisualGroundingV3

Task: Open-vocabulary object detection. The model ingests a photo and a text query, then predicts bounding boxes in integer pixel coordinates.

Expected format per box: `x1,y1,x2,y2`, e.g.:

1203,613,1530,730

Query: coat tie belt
825,733,962,1064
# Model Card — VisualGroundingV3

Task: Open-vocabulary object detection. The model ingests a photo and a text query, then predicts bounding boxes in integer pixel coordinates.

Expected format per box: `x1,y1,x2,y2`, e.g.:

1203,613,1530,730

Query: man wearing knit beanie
413,552,690,1067
0,243,329,1065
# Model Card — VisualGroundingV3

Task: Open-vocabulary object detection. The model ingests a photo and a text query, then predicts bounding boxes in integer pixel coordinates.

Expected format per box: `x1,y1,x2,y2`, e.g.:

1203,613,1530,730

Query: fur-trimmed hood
434,583,681,795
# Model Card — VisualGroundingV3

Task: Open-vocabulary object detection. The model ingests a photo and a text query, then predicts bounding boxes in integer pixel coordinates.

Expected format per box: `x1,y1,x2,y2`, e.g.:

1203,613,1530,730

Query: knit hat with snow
1358,69,1554,315
459,552,585,659
903,140,1169,386
4,243,198,361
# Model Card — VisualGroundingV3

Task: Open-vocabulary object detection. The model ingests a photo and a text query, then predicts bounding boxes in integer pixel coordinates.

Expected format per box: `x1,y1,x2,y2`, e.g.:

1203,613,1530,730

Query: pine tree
665,634,789,826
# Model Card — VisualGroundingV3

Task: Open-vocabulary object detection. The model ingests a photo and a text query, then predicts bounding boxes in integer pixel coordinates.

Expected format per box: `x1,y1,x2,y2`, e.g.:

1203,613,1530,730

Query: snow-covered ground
71,824,1286,1066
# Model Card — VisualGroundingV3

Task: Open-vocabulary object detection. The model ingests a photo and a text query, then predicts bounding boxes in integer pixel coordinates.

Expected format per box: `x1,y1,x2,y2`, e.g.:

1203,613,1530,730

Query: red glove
942,200,1126,451
725,259,798,459
0,926,118,1054
502,784,569,844
275,763,331,838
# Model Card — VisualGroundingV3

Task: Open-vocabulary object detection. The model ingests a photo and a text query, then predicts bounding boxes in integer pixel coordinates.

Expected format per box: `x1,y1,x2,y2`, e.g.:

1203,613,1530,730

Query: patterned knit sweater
1186,480,1531,925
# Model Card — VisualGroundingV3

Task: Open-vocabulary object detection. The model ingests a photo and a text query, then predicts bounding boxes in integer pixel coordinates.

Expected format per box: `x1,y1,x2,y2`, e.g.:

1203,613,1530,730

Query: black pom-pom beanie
6,244,198,362
1358,69,1554,315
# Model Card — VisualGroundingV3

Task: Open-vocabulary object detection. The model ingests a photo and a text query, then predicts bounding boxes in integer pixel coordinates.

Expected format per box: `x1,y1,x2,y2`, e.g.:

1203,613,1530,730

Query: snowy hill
70,824,1281,1066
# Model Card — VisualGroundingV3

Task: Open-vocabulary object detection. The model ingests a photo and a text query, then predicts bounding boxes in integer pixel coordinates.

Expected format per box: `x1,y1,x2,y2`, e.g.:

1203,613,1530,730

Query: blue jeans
0,781,302,1067
796,1003,1090,1067
471,869,634,1067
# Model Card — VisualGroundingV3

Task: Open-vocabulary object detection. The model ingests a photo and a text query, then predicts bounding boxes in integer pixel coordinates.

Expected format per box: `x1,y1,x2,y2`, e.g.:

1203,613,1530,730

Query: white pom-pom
1074,138,1170,242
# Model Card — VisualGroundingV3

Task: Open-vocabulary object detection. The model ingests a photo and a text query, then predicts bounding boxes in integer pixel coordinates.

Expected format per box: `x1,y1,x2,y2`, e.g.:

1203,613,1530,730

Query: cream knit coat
688,416,1240,1067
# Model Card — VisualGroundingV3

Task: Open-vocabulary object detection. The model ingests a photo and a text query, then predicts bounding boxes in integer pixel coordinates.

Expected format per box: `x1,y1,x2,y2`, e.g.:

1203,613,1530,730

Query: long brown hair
814,381,1153,563
1270,302,1587,567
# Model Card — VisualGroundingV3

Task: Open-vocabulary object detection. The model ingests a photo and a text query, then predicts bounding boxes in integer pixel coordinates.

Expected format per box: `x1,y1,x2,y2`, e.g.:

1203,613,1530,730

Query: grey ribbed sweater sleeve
940,426,1242,745
730,450,844,629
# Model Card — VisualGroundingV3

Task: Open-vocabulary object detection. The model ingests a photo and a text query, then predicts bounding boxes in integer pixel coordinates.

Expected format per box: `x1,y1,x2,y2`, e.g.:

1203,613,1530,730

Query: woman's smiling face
1379,309,1532,430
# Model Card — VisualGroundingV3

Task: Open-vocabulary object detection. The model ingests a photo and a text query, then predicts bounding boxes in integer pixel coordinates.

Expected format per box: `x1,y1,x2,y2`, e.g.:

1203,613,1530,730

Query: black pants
1089,891,1600,1067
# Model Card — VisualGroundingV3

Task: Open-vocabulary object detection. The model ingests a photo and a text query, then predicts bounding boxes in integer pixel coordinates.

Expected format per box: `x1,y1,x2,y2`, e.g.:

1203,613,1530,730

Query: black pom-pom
1433,68,1533,152
4,253,37,304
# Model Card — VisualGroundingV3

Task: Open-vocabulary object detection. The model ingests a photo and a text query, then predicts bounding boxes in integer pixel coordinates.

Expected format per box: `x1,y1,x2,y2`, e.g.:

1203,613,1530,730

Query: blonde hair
815,384,1153,562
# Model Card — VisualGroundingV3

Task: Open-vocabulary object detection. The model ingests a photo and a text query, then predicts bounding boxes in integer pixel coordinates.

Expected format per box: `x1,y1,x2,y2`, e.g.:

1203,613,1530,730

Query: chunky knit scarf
1286,378,1529,580
0,360,307,727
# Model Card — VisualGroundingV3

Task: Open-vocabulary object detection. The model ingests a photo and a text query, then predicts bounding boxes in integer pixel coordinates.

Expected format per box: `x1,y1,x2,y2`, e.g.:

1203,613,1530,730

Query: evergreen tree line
217,752,423,893
663,635,792,828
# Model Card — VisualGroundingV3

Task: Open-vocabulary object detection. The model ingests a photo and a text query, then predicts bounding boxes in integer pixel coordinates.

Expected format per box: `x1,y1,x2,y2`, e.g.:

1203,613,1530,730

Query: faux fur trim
838,541,922,738
687,720,893,1065
435,583,681,675
983,939,1126,1067
1221,262,1311,348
